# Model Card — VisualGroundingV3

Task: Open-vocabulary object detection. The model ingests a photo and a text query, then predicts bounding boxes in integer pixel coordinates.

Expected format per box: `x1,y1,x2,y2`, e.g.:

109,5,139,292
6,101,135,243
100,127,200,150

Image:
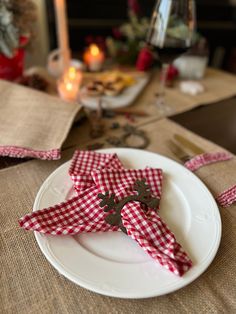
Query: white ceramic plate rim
33,148,221,299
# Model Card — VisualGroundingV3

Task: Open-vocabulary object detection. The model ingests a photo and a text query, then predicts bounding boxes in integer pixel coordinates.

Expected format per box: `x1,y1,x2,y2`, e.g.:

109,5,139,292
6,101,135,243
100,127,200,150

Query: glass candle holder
83,44,105,72
57,66,82,102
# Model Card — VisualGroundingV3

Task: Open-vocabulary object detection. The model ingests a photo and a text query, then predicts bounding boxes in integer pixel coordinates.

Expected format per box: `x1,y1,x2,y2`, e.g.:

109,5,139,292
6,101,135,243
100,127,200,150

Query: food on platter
84,71,136,97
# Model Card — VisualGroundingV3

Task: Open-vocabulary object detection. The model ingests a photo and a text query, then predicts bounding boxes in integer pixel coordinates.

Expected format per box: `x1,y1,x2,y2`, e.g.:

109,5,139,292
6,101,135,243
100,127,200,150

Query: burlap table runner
129,67,236,122
0,80,80,159
1,119,236,313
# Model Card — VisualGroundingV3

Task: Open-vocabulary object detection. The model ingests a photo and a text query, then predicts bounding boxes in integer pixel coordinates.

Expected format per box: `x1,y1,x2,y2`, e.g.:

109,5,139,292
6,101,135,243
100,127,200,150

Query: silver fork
168,140,192,163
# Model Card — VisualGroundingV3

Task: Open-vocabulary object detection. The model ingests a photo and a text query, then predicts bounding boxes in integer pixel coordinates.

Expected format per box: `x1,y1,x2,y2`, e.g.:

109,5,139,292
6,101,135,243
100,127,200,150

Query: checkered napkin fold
19,151,192,276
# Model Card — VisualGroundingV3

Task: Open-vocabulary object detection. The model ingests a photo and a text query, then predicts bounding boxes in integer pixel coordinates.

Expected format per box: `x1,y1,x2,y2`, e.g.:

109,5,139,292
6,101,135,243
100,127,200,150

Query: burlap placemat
0,80,80,159
144,119,236,198
130,67,236,122
1,119,236,313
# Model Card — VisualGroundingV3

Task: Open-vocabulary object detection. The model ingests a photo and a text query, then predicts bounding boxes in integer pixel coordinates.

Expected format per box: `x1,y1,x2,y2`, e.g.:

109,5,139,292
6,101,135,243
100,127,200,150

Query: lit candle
66,66,80,82
54,0,71,71
83,44,105,72
57,66,82,102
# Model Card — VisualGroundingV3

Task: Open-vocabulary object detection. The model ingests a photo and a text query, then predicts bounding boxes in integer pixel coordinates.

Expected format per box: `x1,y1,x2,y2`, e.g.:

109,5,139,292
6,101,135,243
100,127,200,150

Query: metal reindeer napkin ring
98,178,160,234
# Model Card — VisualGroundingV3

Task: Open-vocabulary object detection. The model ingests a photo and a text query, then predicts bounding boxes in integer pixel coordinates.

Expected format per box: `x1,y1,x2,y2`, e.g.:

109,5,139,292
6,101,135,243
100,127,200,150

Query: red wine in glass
146,0,196,112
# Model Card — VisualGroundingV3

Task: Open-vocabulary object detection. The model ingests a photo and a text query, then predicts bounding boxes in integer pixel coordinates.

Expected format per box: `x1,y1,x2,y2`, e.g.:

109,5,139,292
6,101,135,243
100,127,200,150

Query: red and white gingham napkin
69,151,124,191
19,151,192,276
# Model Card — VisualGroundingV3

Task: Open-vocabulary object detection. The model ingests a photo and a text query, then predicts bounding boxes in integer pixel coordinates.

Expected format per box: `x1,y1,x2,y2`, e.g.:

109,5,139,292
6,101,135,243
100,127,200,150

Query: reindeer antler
134,178,151,197
98,178,160,234
98,191,116,212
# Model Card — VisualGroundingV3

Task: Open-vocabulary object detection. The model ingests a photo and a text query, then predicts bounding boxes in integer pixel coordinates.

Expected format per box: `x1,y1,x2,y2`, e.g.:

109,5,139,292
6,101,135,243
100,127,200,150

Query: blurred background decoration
44,0,236,74
0,0,36,80
105,0,150,65
2,0,236,81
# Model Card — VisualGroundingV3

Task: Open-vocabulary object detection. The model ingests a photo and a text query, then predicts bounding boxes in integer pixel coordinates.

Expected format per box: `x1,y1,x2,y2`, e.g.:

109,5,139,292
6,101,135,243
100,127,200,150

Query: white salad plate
33,148,221,299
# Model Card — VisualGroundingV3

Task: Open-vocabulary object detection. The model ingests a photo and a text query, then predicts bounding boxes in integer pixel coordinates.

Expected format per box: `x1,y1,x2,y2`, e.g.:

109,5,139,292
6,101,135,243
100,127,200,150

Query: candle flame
90,44,100,57
66,82,73,91
68,67,77,80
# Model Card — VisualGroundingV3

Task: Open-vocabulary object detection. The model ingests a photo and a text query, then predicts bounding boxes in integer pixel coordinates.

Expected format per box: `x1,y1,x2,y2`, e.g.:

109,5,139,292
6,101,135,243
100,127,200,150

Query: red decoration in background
128,0,141,15
19,36,29,47
112,28,123,40
165,64,179,81
161,64,179,86
136,46,154,71
0,48,25,81
0,36,28,81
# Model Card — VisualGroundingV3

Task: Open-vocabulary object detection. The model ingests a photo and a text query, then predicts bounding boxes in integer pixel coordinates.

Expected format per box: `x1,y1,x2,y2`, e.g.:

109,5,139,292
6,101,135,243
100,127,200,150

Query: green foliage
0,1,19,57
120,11,150,42
0,0,36,58
106,10,150,65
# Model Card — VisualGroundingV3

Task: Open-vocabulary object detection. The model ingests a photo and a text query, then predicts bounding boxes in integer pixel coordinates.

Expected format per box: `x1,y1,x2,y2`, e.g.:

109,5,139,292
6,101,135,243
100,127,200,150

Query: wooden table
170,97,236,154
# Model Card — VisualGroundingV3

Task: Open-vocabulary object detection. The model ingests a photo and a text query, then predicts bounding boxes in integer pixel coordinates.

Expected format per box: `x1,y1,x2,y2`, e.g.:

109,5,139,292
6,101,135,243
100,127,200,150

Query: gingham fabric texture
69,151,124,191
0,146,61,160
184,152,232,172
19,150,192,276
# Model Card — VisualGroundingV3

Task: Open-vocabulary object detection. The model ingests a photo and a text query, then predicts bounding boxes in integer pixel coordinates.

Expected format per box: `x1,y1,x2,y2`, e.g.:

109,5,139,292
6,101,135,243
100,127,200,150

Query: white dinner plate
34,148,221,299
80,75,149,110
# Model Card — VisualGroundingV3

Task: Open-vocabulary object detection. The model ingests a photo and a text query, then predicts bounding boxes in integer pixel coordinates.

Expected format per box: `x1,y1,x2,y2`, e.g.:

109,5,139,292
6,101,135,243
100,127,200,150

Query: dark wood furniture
170,97,236,154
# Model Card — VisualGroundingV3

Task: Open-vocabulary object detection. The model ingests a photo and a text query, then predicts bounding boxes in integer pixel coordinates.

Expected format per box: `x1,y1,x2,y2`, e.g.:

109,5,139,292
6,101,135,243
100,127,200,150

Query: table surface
0,75,236,169
170,96,236,154
1,70,236,313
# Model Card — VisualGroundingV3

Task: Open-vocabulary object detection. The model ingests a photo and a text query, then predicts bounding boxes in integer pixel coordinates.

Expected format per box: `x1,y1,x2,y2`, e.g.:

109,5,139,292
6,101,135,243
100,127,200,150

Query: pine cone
18,74,48,92
27,74,48,91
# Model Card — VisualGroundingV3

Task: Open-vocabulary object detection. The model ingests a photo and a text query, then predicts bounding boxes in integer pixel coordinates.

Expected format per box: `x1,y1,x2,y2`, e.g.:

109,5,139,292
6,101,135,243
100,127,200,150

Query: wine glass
146,0,196,115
